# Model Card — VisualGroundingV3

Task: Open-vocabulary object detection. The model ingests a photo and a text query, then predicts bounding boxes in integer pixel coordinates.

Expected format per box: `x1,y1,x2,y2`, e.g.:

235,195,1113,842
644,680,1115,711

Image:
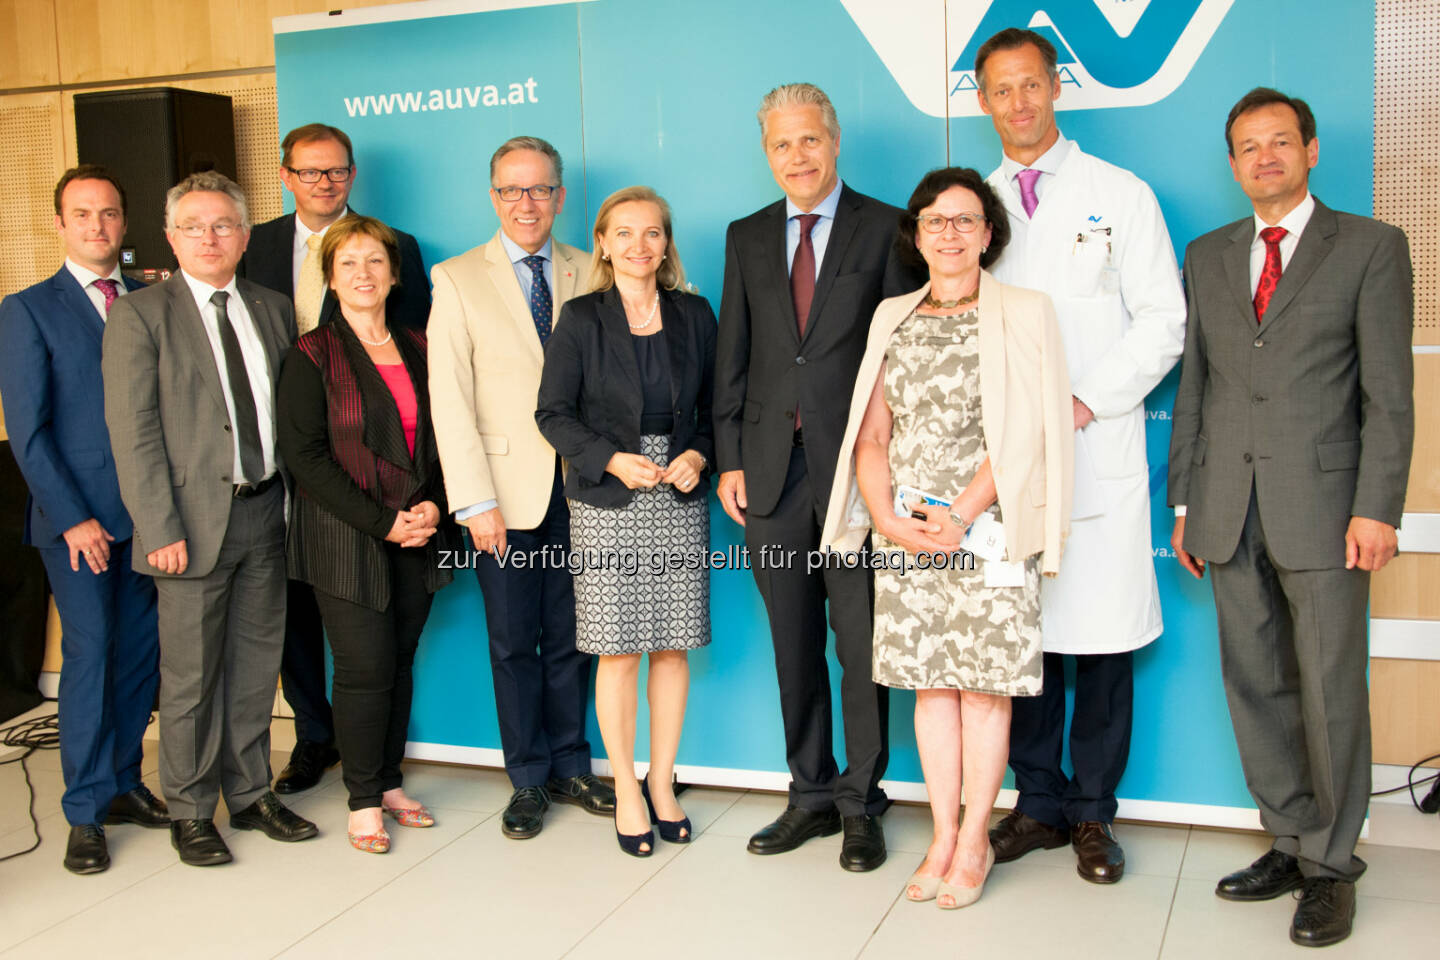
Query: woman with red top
276,215,460,853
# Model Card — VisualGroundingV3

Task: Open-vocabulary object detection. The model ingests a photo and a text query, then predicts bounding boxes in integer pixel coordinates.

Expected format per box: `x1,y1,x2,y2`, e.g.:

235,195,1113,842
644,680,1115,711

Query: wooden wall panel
1372,553,1440,620
1375,0,1440,346
0,92,64,299
1405,354,1440,513
54,0,410,84
1371,658,1440,768
0,0,61,89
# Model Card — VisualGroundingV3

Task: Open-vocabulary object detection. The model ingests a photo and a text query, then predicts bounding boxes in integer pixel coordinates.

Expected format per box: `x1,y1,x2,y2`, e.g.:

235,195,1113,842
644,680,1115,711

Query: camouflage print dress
871,307,1043,695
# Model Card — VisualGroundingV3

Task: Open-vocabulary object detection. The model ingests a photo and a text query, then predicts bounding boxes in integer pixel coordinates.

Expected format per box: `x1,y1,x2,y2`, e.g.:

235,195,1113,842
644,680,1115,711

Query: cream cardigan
819,271,1074,575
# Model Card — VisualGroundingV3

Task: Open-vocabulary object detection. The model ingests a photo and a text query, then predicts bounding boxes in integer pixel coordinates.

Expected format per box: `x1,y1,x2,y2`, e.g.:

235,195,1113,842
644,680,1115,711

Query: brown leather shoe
988,809,1069,863
1072,821,1124,883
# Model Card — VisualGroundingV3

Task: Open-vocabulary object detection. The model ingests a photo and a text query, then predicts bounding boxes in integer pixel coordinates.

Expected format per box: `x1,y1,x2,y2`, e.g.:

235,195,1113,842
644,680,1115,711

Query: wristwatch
948,509,970,533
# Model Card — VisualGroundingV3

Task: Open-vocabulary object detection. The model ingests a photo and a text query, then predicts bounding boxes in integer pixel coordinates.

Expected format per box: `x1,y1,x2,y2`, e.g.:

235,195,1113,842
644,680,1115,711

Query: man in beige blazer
428,136,612,838
103,171,317,867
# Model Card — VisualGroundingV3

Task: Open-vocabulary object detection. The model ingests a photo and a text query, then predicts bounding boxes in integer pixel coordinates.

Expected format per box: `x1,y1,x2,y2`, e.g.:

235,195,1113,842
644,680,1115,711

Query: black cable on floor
0,713,60,863
1369,750,1440,813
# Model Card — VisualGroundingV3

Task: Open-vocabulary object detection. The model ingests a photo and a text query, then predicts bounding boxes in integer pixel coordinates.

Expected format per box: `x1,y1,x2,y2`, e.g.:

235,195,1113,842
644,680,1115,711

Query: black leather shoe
988,809,1070,863
274,740,340,794
546,774,616,815
1290,877,1356,947
502,786,550,839
105,784,170,828
1072,821,1125,883
747,805,841,855
64,824,110,874
170,819,232,866
1215,849,1304,901
229,791,319,841
839,814,887,872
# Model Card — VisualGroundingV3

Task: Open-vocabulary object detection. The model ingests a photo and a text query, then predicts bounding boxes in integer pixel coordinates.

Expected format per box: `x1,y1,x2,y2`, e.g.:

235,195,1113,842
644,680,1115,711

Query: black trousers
745,445,889,817
313,545,433,811
1008,650,1133,828
279,578,335,745
473,466,592,789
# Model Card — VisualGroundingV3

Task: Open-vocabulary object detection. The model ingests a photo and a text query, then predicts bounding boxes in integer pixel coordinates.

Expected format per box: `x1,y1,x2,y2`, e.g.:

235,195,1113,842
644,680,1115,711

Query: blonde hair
588,186,686,293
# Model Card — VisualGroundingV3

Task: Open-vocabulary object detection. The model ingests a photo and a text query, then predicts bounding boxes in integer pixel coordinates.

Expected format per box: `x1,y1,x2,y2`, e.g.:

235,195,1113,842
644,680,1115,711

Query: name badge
984,560,1026,588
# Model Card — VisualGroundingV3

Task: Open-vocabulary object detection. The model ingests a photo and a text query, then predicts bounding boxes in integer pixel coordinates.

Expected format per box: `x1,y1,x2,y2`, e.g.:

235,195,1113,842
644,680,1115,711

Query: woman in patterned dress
535,187,716,857
821,168,1073,908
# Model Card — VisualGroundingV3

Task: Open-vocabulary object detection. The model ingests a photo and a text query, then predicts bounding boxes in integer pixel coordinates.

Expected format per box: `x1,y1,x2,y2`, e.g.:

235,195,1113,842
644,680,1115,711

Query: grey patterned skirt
568,435,711,655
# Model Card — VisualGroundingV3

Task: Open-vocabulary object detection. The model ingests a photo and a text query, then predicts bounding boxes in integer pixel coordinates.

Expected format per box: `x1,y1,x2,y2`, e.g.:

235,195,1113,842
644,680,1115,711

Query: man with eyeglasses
104,171,317,867
239,123,432,796
429,136,613,839
974,28,1186,884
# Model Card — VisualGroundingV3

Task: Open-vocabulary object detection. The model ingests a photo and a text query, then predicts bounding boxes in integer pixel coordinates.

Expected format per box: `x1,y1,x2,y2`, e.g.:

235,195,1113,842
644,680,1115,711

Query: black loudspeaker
74,88,237,280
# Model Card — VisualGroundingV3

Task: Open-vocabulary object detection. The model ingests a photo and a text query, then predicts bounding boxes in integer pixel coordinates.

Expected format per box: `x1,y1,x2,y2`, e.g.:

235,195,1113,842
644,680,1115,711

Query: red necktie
1252,226,1287,323
790,214,820,337
93,278,119,317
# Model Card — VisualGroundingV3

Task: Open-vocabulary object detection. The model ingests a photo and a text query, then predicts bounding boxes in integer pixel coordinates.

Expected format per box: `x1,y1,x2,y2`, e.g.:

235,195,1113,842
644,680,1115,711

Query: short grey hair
164,170,249,230
489,136,564,186
756,83,840,145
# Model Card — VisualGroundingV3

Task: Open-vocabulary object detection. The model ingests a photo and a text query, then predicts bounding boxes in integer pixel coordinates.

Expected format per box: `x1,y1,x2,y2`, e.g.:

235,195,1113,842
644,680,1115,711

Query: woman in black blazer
536,186,716,858
276,216,460,854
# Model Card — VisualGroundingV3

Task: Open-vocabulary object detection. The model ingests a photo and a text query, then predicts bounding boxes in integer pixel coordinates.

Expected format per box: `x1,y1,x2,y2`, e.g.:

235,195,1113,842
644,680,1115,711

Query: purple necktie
1016,168,1041,218
93,278,119,317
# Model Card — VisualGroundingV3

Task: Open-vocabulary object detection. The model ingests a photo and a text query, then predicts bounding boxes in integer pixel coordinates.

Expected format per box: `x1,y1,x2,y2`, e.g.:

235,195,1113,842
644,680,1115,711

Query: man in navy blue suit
0,166,168,874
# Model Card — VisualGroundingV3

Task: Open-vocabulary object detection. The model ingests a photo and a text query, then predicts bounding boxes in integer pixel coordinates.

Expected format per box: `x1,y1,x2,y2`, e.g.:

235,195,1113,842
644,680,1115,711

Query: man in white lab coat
976,27,1186,883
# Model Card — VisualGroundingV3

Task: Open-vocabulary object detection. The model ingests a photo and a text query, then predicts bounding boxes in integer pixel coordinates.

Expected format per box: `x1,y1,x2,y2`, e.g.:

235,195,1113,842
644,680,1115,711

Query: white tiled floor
2,701,1438,960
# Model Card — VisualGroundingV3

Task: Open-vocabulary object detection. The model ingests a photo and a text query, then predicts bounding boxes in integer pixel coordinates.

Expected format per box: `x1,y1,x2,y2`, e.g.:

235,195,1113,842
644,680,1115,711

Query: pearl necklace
356,330,393,346
627,292,660,330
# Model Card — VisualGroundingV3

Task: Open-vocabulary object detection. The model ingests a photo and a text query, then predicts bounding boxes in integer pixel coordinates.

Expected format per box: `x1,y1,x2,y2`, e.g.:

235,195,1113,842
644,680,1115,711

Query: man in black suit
715,82,922,873
238,123,430,794
1169,88,1413,947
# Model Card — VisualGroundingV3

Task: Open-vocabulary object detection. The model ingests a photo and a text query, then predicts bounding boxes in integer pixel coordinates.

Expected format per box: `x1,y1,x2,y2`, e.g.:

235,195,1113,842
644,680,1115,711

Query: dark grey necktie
210,290,265,483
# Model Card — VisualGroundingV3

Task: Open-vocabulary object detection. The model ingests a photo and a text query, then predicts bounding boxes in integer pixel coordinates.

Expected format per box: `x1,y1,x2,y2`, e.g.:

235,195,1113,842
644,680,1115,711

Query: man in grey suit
103,171,319,866
1168,88,1413,948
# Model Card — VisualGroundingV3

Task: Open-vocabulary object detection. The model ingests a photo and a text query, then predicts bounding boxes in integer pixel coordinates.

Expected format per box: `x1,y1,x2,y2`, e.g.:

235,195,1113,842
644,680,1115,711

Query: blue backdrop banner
274,0,1375,824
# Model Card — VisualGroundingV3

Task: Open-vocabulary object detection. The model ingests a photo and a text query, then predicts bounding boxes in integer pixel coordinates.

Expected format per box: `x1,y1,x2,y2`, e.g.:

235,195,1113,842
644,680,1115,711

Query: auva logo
839,0,1234,119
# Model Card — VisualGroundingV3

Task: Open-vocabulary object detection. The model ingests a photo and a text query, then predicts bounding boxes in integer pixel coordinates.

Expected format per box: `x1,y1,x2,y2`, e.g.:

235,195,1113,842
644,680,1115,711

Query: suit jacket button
784,410,795,420
221,475,231,483
223,424,231,432
795,356,806,365
1253,339,1264,348
1252,394,1266,403
1242,453,1252,463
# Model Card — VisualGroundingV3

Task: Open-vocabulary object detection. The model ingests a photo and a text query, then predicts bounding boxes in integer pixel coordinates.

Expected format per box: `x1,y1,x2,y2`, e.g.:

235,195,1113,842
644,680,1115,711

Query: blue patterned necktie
522,254,553,343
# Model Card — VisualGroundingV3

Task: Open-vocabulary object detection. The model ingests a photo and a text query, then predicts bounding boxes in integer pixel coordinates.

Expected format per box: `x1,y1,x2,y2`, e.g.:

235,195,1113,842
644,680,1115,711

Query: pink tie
93,278,119,317
1016,168,1041,218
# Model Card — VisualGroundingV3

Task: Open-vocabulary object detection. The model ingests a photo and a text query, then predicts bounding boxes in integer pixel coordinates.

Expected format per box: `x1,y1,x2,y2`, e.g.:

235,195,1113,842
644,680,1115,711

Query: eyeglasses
917,213,987,234
175,221,241,238
285,166,353,184
493,184,558,202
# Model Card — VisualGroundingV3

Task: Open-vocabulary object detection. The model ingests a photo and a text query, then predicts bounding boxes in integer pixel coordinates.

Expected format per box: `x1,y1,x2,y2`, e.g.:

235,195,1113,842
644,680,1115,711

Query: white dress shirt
1249,192,1315,294
179,270,278,482
785,179,843,279
999,133,1074,214
64,259,127,320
